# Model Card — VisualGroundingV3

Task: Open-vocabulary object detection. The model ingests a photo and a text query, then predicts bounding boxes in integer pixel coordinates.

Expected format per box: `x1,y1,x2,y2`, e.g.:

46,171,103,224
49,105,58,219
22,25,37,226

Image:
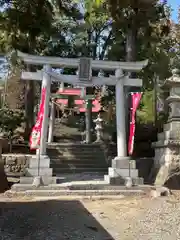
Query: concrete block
158,132,164,141
164,122,180,131
29,156,50,168
112,159,136,169
104,175,143,185
26,168,53,177
108,167,138,178
20,176,57,185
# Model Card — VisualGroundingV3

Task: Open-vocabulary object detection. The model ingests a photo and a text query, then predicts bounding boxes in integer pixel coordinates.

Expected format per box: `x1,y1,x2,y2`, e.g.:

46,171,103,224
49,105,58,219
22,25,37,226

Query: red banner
128,92,142,156
29,87,46,150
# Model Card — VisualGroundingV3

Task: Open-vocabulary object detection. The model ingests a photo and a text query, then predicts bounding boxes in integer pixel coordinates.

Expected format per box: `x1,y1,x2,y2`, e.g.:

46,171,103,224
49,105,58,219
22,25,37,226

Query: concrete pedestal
104,157,143,185
20,155,56,185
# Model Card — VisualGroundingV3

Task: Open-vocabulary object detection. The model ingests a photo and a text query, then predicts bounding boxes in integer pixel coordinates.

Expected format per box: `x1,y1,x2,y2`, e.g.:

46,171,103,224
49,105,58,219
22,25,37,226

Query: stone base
20,154,54,185
105,156,141,186
9,183,147,197
112,157,136,169
20,176,58,185
25,155,52,177
7,188,146,198
108,167,138,178
26,168,53,177
104,175,144,186
29,155,50,168
152,118,180,186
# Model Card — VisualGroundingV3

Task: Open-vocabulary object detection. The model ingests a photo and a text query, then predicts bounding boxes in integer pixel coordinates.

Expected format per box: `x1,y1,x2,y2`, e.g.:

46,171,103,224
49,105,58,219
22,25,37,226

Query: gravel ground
0,194,180,240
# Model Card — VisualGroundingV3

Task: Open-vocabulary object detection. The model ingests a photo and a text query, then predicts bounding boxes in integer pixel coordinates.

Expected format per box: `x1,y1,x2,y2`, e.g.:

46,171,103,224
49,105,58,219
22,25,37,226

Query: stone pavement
0,194,180,239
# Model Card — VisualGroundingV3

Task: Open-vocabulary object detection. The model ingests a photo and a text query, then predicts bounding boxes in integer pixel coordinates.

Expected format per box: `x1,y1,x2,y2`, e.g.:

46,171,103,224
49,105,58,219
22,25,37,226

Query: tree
0,108,24,152
52,2,113,142
0,0,178,137
0,0,53,137
171,8,180,73
0,0,80,138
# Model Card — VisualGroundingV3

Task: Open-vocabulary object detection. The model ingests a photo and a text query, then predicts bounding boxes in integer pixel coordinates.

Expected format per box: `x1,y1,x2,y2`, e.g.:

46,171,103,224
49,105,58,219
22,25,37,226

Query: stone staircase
47,143,109,175
53,117,84,143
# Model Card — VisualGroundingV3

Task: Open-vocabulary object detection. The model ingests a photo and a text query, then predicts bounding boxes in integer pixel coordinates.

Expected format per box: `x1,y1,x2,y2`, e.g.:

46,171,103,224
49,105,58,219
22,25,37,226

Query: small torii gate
18,51,148,184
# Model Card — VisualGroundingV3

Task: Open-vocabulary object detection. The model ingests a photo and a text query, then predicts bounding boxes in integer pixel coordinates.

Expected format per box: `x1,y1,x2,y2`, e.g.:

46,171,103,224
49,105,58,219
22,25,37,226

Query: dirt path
0,194,180,239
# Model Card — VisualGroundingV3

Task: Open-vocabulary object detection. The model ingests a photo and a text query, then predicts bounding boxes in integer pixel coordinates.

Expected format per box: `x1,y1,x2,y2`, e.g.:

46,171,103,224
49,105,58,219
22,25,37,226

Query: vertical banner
128,92,142,156
29,87,46,150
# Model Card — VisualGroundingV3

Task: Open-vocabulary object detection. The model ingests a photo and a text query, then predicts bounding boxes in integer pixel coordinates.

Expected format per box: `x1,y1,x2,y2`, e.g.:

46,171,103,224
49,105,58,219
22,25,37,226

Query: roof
55,88,101,112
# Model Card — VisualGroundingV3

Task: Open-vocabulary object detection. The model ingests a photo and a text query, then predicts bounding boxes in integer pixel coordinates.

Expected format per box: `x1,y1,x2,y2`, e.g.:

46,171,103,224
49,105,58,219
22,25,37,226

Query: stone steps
49,146,104,150
53,121,81,138
48,153,105,158
53,167,108,174
50,159,105,164
47,143,108,175
50,163,108,169
49,157,105,162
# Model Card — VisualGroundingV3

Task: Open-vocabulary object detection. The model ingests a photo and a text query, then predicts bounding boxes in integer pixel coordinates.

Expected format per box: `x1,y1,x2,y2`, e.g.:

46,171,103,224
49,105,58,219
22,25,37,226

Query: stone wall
2,154,32,177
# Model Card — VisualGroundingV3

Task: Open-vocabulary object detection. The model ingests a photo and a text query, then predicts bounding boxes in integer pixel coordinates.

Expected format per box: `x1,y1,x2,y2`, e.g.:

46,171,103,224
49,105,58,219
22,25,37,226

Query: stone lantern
94,113,104,142
152,69,180,186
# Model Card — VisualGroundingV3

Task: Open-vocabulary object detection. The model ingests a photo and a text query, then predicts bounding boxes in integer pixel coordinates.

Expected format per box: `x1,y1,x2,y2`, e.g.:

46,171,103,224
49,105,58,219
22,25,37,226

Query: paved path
0,194,180,239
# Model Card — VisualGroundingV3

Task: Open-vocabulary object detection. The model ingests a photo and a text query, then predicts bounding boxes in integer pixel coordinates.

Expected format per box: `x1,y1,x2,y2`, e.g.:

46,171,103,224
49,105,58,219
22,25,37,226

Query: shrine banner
128,92,142,156
29,87,46,150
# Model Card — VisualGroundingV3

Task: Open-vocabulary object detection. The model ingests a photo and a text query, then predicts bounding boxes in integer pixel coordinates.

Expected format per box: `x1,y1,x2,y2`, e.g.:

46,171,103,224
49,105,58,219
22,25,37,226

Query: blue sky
168,0,179,22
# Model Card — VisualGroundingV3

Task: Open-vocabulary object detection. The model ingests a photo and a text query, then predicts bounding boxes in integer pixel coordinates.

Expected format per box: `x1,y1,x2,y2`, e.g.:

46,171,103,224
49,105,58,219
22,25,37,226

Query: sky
168,0,179,22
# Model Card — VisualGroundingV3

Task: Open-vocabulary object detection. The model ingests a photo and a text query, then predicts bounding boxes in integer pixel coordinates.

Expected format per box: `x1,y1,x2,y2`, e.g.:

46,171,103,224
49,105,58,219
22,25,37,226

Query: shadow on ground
165,174,180,190
0,199,114,240
0,163,9,193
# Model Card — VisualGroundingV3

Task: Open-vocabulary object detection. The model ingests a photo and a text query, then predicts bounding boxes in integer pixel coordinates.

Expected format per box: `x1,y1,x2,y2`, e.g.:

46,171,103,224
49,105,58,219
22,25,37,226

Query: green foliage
52,1,112,59
1,0,180,128
136,91,154,124
0,108,24,137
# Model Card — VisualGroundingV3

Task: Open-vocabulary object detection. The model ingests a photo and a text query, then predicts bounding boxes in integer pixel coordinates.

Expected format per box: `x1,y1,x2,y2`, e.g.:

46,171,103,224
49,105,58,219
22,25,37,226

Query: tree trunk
24,66,35,140
0,140,9,193
126,28,137,62
24,34,36,140
85,30,93,143
24,80,35,139
9,135,12,153
125,26,138,154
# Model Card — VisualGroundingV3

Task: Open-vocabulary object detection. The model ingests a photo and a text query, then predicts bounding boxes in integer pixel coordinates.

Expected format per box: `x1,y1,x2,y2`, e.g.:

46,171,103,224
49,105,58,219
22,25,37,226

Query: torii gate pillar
24,65,54,185
104,70,143,185
115,69,127,157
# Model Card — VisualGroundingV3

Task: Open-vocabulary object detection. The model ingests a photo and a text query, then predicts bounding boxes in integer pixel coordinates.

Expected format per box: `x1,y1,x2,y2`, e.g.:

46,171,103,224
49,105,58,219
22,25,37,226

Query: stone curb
5,189,146,198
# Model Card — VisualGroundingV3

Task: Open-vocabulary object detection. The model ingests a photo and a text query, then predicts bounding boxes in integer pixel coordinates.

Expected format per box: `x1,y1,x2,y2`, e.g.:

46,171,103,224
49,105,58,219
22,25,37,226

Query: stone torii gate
18,51,148,185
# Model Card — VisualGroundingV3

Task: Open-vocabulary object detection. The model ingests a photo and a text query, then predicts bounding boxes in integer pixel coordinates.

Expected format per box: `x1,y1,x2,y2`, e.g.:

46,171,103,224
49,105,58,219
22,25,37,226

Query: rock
150,189,161,198
154,165,170,186
16,155,26,165
6,155,16,165
150,186,171,198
